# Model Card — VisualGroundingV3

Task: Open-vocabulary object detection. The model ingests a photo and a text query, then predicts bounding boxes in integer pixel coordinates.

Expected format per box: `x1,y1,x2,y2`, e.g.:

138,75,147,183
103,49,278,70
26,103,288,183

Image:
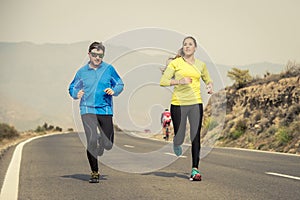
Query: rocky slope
202,65,300,154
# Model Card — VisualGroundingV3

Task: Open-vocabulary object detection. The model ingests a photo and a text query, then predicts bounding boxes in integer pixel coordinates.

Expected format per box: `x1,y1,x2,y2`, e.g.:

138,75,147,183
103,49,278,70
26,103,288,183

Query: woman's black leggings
171,104,203,168
81,114,114,172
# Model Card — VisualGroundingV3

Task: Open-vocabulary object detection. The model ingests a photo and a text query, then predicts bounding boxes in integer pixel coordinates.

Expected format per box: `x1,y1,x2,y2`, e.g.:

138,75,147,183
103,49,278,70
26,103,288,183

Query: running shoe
89,171,100,183
173,145,182,156
190,168,202,181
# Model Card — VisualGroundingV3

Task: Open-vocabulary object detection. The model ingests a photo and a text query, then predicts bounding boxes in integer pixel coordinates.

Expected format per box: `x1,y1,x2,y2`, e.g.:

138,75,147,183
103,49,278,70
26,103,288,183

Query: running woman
160,36,213,181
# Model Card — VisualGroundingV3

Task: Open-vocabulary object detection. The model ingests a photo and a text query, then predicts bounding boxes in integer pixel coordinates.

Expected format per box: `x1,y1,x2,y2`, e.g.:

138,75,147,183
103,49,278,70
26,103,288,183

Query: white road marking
124,144,135,148
164,152,187,158
265,172,300,181
217,147,300,157
0,133,66,200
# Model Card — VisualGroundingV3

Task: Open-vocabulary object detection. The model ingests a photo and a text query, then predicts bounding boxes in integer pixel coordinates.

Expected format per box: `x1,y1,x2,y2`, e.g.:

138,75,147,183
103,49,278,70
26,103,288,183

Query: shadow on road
61,174,108,181
141,171,188,180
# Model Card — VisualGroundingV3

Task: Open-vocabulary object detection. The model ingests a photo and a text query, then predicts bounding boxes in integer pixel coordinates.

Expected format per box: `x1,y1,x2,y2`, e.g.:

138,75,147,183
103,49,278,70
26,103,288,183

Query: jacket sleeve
68,72,83,99
110,67,124,96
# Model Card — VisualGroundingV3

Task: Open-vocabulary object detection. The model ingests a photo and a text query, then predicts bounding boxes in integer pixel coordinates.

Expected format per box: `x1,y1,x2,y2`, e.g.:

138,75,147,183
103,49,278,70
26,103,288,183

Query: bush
0,123,19,141
236,119,247,132
280,61,300,78
254,112,262,121
35,123,62,133
35,125,46,133
267,125,277,135
204,117,219,131
260,117,271,129
227,67,253,88
229,119,247,139
230,130,244,139
276,127,292,144
55,126,62,132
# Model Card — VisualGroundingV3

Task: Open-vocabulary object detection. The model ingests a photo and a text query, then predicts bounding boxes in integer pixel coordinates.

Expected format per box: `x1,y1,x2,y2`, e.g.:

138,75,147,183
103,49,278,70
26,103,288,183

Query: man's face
88,49,104,67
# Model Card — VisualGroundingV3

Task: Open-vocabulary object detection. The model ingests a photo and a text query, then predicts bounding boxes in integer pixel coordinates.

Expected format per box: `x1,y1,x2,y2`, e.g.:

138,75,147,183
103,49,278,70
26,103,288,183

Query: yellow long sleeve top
160,57,212,105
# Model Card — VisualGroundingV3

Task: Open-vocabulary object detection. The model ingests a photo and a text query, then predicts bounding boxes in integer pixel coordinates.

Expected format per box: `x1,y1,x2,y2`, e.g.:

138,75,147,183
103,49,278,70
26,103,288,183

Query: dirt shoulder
0,131,73,158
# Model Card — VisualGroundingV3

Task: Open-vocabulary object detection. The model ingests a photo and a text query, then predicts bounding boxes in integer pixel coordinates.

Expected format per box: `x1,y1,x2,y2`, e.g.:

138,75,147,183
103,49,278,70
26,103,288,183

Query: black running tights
171,104,203,168
81,114,114,172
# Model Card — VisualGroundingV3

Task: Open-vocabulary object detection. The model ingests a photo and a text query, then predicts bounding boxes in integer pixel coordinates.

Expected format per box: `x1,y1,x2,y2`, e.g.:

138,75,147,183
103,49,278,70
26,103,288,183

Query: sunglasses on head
90,52,104,58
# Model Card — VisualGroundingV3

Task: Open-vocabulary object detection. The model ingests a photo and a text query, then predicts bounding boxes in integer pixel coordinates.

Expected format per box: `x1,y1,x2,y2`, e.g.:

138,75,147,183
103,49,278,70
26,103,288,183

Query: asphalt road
1,132,300,200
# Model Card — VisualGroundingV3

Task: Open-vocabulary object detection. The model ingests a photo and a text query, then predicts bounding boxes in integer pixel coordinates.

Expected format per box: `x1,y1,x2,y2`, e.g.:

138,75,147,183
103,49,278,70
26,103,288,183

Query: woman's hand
179,77,192,85
206,82,213,94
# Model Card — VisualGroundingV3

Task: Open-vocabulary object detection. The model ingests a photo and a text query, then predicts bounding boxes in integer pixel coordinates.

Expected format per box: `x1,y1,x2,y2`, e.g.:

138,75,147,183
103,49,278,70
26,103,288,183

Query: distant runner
161,108,172,140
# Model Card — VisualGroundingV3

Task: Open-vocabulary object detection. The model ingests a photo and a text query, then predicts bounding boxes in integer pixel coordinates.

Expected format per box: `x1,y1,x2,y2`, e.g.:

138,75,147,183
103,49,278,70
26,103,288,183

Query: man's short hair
89,42,105,53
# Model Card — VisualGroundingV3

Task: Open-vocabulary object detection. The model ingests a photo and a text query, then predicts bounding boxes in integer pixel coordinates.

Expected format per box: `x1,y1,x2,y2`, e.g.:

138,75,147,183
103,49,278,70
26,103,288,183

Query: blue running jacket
69,62,124,115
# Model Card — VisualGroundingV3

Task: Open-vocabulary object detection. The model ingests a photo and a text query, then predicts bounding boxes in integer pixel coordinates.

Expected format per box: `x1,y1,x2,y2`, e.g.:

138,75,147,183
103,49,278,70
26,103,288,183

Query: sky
0,0,299,65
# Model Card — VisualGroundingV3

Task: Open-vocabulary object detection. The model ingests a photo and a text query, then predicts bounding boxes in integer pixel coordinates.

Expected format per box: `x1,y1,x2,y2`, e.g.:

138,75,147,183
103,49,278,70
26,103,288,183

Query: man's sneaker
173,145,182,156
97,136,104,156
189,168,202,181
89,171,100,183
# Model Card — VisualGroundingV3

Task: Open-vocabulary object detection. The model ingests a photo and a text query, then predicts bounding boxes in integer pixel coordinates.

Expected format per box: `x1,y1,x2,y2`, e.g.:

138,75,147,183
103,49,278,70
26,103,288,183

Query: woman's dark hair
183,36,197,47
168,47,183,61
89,42,105,53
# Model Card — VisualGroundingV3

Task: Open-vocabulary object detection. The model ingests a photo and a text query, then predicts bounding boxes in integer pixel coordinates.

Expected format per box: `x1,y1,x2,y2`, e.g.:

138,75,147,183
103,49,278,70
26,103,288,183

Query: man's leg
81,114,99,172
97,115,114,150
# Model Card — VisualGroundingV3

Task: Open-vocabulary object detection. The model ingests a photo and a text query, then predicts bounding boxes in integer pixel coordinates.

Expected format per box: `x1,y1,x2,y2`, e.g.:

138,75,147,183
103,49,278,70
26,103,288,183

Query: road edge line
215,147,300,157
0,132,71,200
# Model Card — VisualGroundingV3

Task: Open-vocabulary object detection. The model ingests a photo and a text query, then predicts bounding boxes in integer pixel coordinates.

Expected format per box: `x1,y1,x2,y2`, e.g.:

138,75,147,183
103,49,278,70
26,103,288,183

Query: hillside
203,63,300,154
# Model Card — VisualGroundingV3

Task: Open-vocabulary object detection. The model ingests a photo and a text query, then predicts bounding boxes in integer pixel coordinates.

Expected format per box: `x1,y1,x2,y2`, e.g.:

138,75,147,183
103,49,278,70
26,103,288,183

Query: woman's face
182,38,196,57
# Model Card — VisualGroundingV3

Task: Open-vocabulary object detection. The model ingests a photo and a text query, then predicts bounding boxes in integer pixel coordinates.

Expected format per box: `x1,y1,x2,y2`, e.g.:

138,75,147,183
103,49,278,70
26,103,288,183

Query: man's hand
104,88,114,95
77,89,84,99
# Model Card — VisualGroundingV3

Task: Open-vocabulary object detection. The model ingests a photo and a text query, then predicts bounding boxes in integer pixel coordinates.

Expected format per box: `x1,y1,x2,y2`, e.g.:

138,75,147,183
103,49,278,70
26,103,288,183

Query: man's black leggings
81,114,114,172
171,104,203,168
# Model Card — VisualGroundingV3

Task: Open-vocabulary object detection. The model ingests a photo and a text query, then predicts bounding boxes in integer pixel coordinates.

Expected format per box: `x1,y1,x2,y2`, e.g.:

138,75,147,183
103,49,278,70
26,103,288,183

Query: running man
69,42,124,183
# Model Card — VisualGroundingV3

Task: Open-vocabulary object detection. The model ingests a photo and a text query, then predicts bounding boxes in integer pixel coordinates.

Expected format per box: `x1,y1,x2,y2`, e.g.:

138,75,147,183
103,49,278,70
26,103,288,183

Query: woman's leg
171,105,188,146
187,104,203,168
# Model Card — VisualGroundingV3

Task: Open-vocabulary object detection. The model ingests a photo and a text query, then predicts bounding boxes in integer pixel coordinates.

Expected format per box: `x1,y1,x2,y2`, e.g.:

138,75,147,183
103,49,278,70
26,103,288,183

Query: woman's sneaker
173,145,182,156
89,171,100,183
190,168,202,181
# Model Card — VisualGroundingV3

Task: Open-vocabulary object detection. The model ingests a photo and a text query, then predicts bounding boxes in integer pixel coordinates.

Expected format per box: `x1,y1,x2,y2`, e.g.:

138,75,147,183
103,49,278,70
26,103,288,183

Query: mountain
0,41,287,131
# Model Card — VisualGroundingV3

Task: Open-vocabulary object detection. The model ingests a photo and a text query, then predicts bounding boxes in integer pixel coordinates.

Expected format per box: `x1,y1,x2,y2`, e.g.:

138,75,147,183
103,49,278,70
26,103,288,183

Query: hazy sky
0,0,299,65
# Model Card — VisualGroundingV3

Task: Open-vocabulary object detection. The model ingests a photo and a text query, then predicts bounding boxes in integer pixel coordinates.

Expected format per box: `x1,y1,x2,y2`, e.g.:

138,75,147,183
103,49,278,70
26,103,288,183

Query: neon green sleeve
160,62,175,86
201,63,212,84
